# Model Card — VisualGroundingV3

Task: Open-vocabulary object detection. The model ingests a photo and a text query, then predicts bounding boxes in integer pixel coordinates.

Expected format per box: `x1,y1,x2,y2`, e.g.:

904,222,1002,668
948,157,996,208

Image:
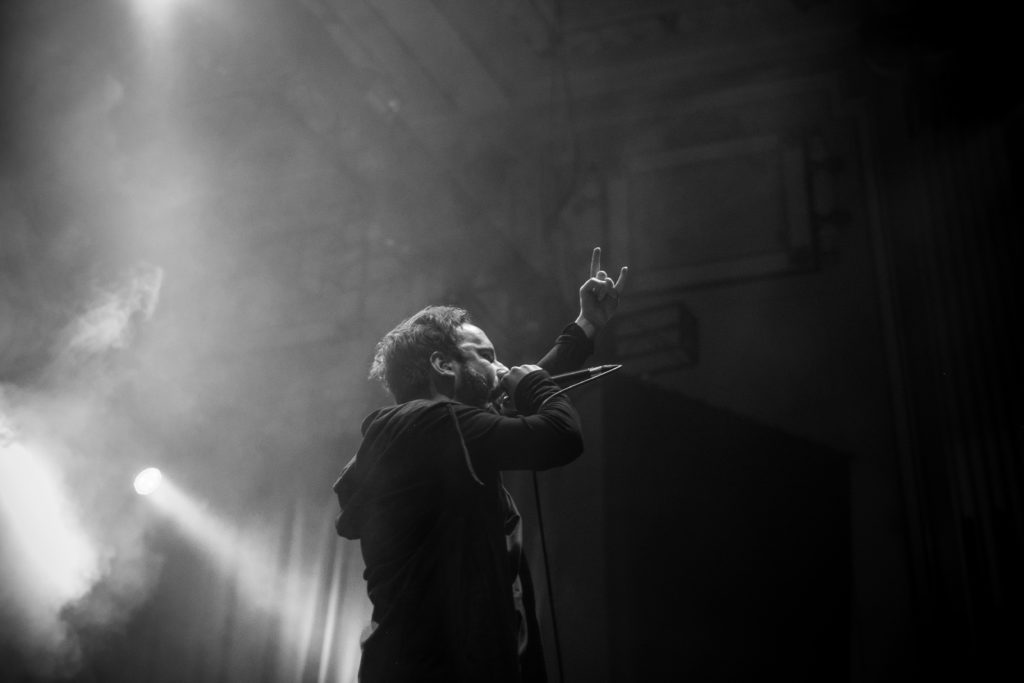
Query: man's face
452,324,508,408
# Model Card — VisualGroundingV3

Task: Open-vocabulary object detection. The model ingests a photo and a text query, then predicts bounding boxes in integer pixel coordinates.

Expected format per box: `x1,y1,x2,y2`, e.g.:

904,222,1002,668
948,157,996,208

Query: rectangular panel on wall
609,135,816,292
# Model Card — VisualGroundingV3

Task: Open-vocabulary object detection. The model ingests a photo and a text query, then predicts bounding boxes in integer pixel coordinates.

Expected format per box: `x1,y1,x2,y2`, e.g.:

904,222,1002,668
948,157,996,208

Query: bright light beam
131,0,191,30
146,480,294,614
0,436,101,667
141,477,367,680
0,440,100,600
133,467,163,496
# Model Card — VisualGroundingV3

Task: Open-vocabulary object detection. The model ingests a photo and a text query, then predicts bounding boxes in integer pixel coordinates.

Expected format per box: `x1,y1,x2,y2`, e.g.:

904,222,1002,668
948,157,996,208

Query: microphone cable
532,362,621,683
538,364,621,410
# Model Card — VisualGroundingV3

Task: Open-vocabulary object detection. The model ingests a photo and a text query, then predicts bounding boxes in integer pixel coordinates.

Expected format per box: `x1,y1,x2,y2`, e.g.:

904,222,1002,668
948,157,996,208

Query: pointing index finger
590,247,601,279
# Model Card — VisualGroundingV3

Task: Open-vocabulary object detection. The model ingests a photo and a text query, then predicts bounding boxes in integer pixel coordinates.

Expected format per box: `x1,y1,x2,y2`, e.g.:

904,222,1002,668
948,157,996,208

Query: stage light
133,467,163,495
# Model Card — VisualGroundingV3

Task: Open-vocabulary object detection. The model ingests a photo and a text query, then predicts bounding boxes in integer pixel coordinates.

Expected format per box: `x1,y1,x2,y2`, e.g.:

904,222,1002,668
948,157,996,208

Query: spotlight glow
133,467,163,496
145,480,369,677
133,0,188,26
0,437,100,615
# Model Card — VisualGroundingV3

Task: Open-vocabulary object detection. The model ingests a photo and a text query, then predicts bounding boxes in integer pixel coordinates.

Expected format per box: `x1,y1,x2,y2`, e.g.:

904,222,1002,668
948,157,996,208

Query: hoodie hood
333,399,456,540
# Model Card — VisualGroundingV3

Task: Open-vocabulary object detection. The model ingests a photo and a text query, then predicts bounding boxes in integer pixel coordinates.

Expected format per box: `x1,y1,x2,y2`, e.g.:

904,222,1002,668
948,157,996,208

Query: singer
333,247,626,682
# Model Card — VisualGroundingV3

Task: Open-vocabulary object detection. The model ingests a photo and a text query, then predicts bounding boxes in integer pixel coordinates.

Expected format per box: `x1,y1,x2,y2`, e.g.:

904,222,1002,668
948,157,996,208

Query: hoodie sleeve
448,370,583,473
536,322,594,375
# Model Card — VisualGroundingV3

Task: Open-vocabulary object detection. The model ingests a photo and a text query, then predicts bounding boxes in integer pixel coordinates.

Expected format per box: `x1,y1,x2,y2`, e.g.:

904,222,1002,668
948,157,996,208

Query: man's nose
495,362,509,378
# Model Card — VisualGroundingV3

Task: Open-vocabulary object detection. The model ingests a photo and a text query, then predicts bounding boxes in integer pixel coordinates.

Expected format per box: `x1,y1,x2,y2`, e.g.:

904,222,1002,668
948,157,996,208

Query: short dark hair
369,305,471,402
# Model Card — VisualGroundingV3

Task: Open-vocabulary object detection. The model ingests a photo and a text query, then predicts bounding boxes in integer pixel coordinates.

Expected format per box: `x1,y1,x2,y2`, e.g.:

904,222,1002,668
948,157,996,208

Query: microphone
549,364,622,384
490,364,621,412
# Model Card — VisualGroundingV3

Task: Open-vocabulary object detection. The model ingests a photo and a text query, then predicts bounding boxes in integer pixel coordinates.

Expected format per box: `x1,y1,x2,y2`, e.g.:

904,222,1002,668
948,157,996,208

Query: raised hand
577,247,628,332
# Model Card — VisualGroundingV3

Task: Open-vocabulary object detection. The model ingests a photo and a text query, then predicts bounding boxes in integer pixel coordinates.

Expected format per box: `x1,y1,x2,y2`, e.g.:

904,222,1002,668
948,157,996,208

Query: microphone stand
526,363,621,683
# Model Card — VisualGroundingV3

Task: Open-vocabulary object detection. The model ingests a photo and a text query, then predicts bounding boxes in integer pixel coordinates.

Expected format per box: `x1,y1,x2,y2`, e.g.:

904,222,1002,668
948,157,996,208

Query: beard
454,365,495,408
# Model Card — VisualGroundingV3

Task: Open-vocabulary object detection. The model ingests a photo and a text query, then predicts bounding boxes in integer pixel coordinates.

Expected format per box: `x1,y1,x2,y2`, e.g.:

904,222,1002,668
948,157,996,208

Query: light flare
133,467,163,495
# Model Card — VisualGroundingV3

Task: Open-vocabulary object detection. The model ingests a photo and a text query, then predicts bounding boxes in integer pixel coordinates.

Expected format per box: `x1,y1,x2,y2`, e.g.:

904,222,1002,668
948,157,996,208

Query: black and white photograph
1,1,1020,681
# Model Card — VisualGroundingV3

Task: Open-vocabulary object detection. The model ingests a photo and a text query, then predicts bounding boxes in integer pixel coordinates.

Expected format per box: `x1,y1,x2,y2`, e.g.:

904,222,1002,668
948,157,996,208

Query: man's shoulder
360,399,460,436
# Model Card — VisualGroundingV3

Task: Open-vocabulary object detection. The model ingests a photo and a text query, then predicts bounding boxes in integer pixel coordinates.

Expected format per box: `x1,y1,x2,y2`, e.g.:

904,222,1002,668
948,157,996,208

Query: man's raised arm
538,246,628,375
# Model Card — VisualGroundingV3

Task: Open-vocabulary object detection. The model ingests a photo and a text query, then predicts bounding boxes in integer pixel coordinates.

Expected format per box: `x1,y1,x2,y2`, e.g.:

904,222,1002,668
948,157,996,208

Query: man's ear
429,351,455,377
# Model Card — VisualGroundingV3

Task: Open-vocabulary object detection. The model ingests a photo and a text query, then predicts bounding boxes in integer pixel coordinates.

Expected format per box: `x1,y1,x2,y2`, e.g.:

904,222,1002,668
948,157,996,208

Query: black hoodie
334,324,592,682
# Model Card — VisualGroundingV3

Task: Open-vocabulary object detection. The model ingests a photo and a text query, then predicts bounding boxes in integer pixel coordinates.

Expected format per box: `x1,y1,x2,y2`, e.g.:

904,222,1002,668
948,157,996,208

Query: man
333,248,627,682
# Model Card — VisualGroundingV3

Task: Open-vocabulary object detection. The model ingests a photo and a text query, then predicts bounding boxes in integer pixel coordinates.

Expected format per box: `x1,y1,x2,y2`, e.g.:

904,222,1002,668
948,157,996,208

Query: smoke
1,1,391,677
0,263,167,678
57,261,163,364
